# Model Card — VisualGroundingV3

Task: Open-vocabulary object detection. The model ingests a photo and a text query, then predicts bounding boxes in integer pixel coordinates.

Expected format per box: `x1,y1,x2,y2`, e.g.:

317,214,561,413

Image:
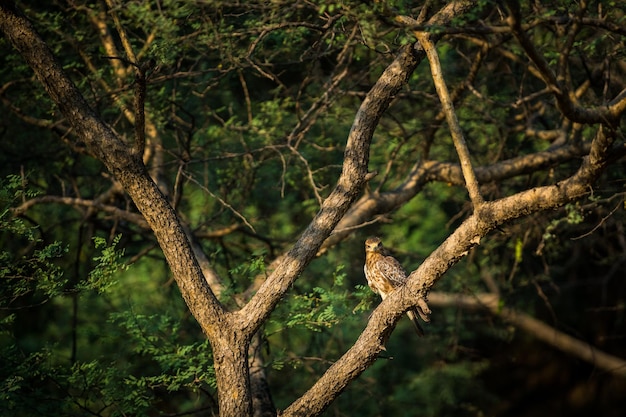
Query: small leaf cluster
81,235,128,294
0,176,68,308
277,265,372,332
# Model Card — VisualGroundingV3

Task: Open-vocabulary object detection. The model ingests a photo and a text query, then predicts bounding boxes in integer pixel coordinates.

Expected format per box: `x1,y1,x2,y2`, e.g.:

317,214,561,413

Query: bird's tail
406,307,425,337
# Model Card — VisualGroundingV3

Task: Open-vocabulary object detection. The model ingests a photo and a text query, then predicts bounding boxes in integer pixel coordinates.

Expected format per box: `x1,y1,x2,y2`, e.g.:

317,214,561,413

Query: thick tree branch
241,0,478,337
318,41,488,250
409,124,616,290
283,123,617,416
428,292,626,377
321,141,592,250
239,31,421,334
0,0,225,343
0,4,257,413
11,188,228,300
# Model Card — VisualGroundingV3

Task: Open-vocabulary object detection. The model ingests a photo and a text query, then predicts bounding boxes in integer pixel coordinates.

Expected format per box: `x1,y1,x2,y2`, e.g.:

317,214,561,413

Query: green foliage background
1,0,626,416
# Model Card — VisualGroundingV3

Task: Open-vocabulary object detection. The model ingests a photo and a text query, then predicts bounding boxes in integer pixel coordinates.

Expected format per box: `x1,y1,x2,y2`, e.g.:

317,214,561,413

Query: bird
364,236,427,336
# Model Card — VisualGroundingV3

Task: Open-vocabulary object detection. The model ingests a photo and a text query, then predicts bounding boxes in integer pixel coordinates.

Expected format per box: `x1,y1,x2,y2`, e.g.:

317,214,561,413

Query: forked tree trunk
211,327,253,416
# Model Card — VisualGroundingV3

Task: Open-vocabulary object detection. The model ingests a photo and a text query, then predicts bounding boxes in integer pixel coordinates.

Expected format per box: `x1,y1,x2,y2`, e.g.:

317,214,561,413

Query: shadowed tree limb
283,123,619,416
428,292,626,377
505,0,626,124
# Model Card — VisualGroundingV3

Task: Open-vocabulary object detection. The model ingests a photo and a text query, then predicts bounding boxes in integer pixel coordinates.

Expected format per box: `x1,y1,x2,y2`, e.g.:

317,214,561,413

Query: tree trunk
211,326,253,416
0,3,249,414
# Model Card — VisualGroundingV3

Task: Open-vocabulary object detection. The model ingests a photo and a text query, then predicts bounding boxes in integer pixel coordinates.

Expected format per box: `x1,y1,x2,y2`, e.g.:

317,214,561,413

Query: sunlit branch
12,195,149,228
405,18,483,207
86,5,161,167
104,0,137,65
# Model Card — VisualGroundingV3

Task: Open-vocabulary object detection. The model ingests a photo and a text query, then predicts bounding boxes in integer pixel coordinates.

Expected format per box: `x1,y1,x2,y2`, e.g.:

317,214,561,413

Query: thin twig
182,171,257,233
104,0,150,157
104,0,137,65
571,199,623,240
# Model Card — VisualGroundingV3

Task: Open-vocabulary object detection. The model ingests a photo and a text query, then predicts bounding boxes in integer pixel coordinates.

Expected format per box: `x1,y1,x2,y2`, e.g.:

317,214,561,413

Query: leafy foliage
0,177,217,416
1,0,626,416
0,175,68,308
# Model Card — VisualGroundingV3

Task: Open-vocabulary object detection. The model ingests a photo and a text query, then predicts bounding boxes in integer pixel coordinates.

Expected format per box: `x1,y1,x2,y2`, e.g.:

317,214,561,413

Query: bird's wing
378,255,407,287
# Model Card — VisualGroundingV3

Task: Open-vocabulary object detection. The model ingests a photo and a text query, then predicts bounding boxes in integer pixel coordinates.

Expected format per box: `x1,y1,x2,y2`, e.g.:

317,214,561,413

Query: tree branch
0,0,224,333
402,16,483,207
321,141,592,251
283,121,617,416
12,195,149,228
238,20,431,335
103,0,137,65
556,0,587,83
428,292,626,377
84,2,163,172
505,0,626,124
241,2,479,334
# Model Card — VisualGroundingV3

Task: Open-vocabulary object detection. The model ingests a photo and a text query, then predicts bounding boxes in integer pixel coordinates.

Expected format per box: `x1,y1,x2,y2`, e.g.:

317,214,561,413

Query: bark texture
3,1,621,416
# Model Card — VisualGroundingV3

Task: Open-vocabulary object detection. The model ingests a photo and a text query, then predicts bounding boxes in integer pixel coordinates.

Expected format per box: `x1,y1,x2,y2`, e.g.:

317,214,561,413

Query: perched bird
364,236,427,336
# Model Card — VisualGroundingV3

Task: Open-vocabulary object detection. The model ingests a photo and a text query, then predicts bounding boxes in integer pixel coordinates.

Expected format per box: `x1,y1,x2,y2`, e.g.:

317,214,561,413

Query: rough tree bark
0,1,475,413
0,1,234,413
2,0,624,416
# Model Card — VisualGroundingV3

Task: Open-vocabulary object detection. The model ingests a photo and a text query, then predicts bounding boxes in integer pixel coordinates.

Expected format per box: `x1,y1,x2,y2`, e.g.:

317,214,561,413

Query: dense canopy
1,1,625,416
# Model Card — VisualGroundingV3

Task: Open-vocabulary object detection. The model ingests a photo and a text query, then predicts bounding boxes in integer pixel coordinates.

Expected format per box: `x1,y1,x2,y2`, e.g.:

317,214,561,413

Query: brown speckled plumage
364,237,425,336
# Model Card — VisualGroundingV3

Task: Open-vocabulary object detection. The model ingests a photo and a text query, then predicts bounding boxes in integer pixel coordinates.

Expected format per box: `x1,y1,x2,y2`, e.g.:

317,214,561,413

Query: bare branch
505,0,626,124
12,195,149,228
133,63,147,157
284,120,617,417
104,0,137,65
428,292,626,377
322,141,592,251
556,0,588,82
401,15,483,207
84,2,162,169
